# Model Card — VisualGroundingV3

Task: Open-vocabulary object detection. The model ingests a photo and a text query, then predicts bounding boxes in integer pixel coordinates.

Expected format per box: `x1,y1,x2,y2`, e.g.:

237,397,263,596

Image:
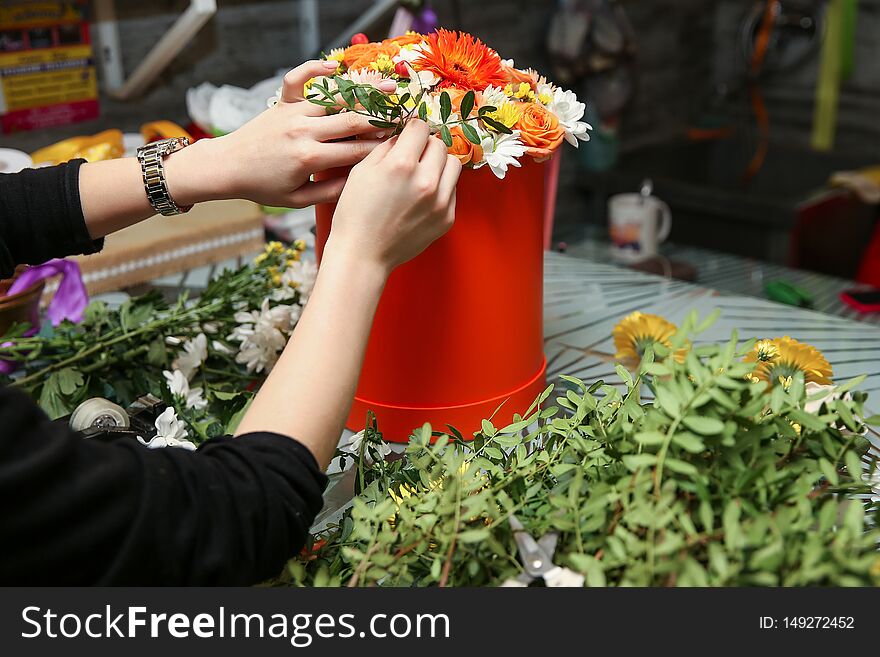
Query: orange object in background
140,120,193,143
316,160,548,442
30,128,124,165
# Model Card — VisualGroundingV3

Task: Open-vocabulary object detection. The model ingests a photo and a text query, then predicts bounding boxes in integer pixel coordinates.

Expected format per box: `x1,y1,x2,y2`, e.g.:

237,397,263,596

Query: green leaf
225,396,253,435
844,450,864,484
460,90,475,119
665,458,698,477
439,91,452,123
622,454,657,471
457,528,490,543
682,416,725,435
368,119,397,129
57,367,84,396
635,430,666,446
478,105,497,114
672,432,706,453
818,457,839,486
440,125,453,147
418,101,428,121
460,121,481,144
480,115,513,134
615,363,633,387
481,419,496,437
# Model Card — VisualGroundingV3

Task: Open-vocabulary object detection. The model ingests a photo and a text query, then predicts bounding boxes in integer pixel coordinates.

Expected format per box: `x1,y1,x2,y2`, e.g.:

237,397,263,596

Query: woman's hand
325,119,462,276
166,60,397,209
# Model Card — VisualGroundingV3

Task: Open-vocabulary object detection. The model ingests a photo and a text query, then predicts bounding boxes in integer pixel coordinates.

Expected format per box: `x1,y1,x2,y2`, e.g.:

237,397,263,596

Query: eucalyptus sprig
306,74,510,148
285,312,880,588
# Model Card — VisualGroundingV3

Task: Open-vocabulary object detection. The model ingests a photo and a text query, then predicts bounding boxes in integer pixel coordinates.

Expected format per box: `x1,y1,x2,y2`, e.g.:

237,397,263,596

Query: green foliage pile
287,314,880,587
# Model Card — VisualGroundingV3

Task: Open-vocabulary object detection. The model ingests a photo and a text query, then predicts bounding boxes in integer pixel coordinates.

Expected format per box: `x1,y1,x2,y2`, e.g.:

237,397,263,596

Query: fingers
281,60,339,102
312,139,386,169
311,111,395,141
419,135,449,179
287,177,347,207
392,119,432,161
437,154,462,201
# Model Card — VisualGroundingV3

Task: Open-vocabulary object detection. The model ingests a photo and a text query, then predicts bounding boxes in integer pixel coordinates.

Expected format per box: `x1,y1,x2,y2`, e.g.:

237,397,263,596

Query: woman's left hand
166,60,397,209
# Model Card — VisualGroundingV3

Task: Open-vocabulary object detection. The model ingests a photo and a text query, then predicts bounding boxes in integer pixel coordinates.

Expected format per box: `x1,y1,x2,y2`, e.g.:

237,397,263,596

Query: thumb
282,60,340,102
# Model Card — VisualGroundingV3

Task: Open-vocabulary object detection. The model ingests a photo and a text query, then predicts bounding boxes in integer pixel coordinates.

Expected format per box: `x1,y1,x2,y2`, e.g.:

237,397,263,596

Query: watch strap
137,138,193,216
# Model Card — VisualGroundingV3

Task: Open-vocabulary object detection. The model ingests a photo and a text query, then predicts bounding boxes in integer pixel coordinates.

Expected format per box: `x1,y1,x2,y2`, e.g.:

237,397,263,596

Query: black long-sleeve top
0,161,327,584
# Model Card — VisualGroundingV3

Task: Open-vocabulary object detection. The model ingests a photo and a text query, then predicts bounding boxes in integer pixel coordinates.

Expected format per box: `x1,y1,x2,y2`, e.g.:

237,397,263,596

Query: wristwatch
136,137,193,216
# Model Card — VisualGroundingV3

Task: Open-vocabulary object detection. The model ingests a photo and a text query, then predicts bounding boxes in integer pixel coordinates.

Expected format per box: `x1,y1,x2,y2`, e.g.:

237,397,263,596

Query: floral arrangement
286,311,880,587
0,242,316,445
292,29,592,179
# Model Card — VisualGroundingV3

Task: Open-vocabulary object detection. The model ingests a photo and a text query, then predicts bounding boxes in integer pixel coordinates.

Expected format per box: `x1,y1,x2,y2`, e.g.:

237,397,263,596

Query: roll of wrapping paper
812,0,857,151
30,129,124,165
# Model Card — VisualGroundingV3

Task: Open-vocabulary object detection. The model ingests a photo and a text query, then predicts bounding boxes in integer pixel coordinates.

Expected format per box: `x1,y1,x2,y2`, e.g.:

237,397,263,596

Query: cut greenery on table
286,312,880,587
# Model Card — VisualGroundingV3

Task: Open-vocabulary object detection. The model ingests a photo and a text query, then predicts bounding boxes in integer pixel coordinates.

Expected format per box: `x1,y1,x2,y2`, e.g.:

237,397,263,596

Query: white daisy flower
476,130,527,179
172,333,207,380
547,87,593,147
211,339,234,356
138,407,196,451
346,68,385,87
163,369,208,411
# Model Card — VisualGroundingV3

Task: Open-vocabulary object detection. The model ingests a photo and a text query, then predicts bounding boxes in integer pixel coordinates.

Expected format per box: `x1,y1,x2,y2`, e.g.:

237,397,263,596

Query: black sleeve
0,385,328,585
0,160,104,278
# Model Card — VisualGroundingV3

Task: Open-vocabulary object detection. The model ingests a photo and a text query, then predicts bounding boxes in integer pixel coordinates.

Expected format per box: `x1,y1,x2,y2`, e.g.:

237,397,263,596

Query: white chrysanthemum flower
548,87,593,147
393,42,427,65
342,429,392,463
228,299,293,373
276,259,318,305
138,407,196,451
172,333,207,380
476,130,527,179
480,85,508,110
211,339,234,356
163,369,208,411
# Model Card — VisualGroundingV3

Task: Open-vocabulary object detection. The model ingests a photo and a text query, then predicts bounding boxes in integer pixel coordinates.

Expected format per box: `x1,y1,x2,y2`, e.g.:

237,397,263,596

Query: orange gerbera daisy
414,29,507,90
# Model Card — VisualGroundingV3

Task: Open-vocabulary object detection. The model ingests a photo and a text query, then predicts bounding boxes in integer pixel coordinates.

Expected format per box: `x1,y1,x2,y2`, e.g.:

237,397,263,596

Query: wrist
321,234,390,289
163,137,231,207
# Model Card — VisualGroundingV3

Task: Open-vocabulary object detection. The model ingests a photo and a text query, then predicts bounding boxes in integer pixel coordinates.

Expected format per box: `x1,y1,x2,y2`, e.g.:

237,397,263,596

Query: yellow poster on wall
0,1,98,134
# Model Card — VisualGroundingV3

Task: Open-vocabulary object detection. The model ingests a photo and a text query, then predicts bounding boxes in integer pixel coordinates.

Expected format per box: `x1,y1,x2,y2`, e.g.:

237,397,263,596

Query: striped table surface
564,238,878,326
99,250,879,519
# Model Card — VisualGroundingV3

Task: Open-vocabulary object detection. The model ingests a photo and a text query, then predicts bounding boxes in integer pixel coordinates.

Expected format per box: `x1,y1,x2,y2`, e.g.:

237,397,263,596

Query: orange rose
443,88,470,114
515,103,564,159
343,41,400,70
503,64,538,89
447,127,484,165
384,33,423,47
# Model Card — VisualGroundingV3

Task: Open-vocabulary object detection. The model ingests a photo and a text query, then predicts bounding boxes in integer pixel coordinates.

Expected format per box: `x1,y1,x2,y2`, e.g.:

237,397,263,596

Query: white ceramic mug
608,193,672,262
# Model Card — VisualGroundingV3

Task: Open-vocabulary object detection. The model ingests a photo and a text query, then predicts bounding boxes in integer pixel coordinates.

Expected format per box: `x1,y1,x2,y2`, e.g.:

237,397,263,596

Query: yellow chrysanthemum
370,53,395,74
485,101,523,129
537,90,554,105
744,336,832,387
613,312,679,365
326,47,345,62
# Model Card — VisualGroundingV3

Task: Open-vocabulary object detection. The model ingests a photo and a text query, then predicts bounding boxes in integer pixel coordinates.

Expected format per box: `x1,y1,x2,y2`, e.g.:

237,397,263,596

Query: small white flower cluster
341,429,392,464
228,299,298,374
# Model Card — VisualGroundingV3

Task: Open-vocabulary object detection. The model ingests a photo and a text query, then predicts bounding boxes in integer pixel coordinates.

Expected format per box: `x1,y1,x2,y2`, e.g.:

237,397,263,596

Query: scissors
501,515,585,587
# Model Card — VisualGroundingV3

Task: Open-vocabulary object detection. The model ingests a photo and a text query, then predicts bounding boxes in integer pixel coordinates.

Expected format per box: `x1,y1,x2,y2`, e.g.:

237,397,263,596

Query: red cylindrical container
316,159,547,442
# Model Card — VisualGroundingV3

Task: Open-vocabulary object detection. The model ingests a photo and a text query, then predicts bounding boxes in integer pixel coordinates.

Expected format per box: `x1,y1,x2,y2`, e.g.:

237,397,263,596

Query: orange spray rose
343,41,400,70
515,103,565,159
447,127,484,165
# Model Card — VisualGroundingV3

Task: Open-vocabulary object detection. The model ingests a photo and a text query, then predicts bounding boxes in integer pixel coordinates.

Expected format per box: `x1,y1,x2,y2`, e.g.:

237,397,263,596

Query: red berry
351,32,369,45
395,60,409,77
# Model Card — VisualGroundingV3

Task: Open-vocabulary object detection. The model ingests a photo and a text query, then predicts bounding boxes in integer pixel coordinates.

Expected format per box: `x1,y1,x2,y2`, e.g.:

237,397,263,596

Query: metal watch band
136,137,193,216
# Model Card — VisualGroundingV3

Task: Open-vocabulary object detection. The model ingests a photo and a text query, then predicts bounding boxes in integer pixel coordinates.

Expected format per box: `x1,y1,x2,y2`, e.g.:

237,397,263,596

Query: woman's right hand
325,119,462,276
